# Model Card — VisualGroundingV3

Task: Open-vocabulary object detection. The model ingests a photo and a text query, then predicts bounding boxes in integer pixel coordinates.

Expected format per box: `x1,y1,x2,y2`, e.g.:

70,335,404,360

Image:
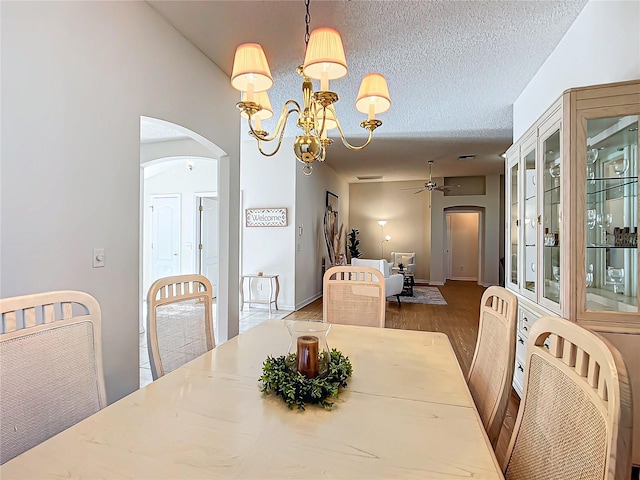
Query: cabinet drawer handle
523,325,528,331
518,338,524,345
517,365,524,372
523,316,529,323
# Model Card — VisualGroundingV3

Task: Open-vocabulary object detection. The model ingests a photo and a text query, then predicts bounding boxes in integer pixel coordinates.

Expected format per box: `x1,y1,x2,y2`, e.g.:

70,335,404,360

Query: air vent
356,175,383,181
458,155,476,160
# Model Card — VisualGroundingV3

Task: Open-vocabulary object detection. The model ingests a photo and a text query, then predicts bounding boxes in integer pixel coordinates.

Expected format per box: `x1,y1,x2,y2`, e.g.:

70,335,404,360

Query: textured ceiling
148,0,588,182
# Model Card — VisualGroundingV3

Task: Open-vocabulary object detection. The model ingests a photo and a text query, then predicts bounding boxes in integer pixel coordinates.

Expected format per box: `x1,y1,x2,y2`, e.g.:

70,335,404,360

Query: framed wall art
245,208,288,227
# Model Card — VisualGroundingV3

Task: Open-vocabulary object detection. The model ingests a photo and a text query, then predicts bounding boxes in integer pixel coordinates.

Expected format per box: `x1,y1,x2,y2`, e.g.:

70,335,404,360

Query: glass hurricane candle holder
286,321,331,379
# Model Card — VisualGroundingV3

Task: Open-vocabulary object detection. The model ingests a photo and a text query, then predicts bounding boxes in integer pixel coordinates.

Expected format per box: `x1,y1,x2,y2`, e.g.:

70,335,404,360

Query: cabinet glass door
585,115,638,313
509,160,519,288
523,146,537,298
542,128,561,307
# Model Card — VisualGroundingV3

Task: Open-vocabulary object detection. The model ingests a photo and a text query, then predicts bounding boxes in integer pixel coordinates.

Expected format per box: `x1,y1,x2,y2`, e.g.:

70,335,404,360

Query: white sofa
351,258,404,304
390,252,416,273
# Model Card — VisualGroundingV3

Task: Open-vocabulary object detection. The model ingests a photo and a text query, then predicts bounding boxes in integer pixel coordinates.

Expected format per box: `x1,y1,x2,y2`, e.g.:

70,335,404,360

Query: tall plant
347,228,362,260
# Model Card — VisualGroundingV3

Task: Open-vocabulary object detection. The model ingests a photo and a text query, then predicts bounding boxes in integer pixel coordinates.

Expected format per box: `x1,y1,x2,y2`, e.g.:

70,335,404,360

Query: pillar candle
297,335,319,379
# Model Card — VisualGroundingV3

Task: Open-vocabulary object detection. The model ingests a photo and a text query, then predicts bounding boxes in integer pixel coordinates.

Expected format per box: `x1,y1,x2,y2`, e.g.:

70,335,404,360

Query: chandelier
230,0,391,175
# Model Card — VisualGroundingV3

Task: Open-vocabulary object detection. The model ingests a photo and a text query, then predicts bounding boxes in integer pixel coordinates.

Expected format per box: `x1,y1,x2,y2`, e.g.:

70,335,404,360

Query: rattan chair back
467,286,518,446
0,290,106,464
323,266,386,328
147,274,215,380
503,316,633,480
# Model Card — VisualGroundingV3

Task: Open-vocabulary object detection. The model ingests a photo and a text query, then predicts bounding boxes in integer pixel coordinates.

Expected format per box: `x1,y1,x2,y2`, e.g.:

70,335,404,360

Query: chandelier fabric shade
302,27,348,86
231,43,273,94
241,91,273,120
356,73,391,118
318,107,338,131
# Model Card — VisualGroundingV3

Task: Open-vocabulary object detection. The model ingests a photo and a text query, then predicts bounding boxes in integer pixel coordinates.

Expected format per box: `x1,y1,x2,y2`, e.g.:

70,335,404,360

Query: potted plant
347,228,362,261
398,263,405,272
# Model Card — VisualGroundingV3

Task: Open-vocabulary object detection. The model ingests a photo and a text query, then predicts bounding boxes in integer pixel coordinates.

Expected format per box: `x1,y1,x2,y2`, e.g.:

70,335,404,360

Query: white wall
1,2,240,403
295,161,349,308
431,175,502,286
349,181,430,281
240,138,297,310
513,0,640,140
240,138,348,310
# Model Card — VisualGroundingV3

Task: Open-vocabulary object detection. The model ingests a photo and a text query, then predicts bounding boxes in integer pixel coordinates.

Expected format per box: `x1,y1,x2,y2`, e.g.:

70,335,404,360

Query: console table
240,274,280,314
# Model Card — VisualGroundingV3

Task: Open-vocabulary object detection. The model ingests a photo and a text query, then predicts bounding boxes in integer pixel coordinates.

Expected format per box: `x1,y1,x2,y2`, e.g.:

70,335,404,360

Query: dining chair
466,285,518,447
0,290,107,465
503,316,632,480
147,274,215,380
323,265,385,328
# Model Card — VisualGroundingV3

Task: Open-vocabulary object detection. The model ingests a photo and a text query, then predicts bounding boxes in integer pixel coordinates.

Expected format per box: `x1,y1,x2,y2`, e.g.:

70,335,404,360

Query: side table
240,274,280,314
400,272,414,297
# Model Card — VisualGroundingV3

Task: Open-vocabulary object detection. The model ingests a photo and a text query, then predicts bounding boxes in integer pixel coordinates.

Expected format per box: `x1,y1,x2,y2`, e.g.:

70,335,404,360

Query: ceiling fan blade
413,189,426,195
401,187,424,191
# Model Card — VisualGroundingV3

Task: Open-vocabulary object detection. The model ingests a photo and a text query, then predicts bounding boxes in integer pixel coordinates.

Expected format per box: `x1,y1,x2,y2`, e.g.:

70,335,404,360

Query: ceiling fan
403,161,459,195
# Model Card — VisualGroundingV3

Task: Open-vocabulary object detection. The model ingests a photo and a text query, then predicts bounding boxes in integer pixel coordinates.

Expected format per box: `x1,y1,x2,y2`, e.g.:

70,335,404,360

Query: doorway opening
444,209,484,285
140,116,225,387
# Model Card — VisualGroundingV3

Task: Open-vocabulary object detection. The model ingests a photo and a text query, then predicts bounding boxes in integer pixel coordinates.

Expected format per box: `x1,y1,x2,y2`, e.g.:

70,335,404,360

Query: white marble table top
1,320,504,479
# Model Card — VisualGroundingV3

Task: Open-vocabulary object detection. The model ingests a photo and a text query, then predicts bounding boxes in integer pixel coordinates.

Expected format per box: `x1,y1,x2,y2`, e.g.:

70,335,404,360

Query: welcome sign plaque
245,208,288,227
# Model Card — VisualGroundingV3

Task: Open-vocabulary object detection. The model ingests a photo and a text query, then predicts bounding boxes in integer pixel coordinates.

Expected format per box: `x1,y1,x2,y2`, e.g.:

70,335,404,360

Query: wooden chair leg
396,295,401,306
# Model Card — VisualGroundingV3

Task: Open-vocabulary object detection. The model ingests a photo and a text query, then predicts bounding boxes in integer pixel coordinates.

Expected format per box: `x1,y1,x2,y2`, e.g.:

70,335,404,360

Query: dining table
0,319,504,479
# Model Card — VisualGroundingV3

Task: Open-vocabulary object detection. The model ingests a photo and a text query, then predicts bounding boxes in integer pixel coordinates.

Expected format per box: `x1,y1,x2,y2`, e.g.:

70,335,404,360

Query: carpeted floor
387,286,447,305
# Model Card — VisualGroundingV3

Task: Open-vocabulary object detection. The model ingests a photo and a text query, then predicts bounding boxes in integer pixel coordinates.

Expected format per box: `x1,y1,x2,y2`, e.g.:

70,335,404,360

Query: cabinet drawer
513,358,525,393
519,308,539,338
516,333,527,362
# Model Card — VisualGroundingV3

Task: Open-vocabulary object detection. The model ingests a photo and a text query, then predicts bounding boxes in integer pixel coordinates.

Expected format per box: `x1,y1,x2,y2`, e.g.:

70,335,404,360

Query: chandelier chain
304,0,311,47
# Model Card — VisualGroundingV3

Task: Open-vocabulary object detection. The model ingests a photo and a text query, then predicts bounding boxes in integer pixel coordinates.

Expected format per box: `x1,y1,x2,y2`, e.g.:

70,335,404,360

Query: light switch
93,248,105,268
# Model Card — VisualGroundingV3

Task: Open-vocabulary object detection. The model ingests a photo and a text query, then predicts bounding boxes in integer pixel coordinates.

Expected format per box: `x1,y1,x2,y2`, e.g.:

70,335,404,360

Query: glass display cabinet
575,109,639,327
506,80,640,466
505,112,562,315
506,153,519,292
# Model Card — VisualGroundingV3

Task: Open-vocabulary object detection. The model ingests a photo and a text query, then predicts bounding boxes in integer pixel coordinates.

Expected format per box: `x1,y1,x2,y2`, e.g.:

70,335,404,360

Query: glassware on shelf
586,147,598,164
612,157,629,177
552,266,560,282
549,162,560,179
606,267,625,294
587,209,597,230
585,264,594,288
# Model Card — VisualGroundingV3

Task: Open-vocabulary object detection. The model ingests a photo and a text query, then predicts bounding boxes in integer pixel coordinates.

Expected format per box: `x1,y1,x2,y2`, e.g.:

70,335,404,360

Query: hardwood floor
287,280,519,467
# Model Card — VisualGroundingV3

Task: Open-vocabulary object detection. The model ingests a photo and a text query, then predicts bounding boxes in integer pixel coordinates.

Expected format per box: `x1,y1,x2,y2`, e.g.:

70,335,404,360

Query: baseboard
450,276,478,281
295,292,322,310
481,282,499,287
429,281,445,286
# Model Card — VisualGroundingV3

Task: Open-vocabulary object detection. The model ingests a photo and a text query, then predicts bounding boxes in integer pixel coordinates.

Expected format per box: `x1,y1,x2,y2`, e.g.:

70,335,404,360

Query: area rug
387,286,448,305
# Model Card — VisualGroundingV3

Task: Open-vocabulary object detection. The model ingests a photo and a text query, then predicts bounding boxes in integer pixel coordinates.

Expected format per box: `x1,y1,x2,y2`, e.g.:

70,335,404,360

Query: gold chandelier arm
246,100,302,142
333,112,375,151
254,108,300,157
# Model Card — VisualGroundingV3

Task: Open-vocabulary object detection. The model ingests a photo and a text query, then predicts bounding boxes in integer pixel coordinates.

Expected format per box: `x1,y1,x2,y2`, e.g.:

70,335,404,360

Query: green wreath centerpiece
260,349,353,410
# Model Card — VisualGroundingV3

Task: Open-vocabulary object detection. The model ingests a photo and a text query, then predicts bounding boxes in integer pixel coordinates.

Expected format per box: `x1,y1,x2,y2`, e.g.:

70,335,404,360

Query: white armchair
390,252,416,273
351,258,404,305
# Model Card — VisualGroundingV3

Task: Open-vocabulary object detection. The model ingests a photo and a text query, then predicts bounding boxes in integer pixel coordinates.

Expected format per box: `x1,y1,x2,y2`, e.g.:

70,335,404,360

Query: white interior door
151,195,181,283
199,196,219,298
